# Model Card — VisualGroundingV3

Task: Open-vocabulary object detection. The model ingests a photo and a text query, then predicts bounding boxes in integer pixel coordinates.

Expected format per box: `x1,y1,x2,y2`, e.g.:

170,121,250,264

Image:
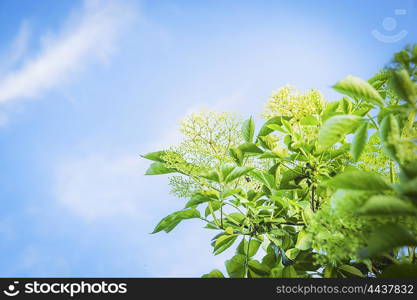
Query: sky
0,0,416,277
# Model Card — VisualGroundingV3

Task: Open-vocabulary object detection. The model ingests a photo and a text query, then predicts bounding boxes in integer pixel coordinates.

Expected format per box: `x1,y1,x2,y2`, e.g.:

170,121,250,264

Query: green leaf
145,162,176,175
333,75,384,105
282,265,297,278
398,177,417,199
266,124,285,133
326,171,392,191
228,148,244,166
295,231,312,250
152,208,200,234
357,195,417,216
300,115,320,126
338,264,364,277
225,254,246,278
379,114,400,160
248,260,271,276
205,201,221,218
185,191,218,208
236,238,261,257
318,115,362,148
257,116,291,138
322,101,341,121
225,167,254,183
250,170,275,189
220,165,235,181
323,265,337,278
390,69,417,104
294,251,317,272
380,264,417,278
351,122,368,162
285,248,300,260
200,169,220,182
213,234,238,255
262,245,280,268
242,117,255,143
359,224,417,258
238,142,264,154
141,150,167,162
202,269,225,278
226,213,246,226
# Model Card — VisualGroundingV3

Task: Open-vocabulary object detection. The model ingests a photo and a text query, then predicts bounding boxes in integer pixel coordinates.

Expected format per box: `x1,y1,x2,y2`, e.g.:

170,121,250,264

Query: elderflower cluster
262,86,325,121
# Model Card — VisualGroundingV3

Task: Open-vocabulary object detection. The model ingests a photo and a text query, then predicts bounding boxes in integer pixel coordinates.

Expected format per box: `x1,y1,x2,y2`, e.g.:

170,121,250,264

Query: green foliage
333,75,384,106
351,122,369,162
318,115,362,148
143,45,417,277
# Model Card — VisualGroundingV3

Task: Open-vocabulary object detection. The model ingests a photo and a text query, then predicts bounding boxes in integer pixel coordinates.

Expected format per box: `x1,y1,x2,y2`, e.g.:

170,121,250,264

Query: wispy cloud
0,0,135,104
0,20,31,75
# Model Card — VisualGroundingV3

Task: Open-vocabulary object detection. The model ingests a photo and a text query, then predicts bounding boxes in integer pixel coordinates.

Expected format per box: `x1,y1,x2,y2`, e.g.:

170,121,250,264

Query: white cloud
0,20,31,75
0,0,135,104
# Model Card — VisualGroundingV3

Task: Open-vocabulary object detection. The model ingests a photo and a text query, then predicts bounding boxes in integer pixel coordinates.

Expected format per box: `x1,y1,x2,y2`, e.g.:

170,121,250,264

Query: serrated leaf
152,208,200,233
379,114,400,161
390,69,417,104
220,165,236,181
285,248,300,260
300,115,320,126
228,148,244,166
326,170,392,191
225,167,254,183
359,224,417,258
242,117,255,143
380,264,417,278
351,122,369,162
295,231,312,250
248,260,271,276
257,116,292,138
338,264,364,277
225,254,246,278
185,191,218,208
202,269,225,278
357,195,417,216
141,150,167,162
236,238,261,257
145,162,176,175
282,265,297,278
333,75,384,105
250,170,275,189
213,234,238,255
200,169,220,182
238,142,264,154
318,115,362,148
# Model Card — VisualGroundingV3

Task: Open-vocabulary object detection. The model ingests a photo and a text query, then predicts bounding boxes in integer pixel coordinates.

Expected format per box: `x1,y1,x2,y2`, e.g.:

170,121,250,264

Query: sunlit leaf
351,122,368,162
242,117,255,143
318,115,362,148
333,75,384,105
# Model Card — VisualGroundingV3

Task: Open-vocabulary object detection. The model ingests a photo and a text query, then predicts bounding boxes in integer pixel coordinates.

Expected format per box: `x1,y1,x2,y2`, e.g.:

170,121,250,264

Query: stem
281,222,305,226
208,202,221,228
409,247,416,264
245,235,252,277
383,253,399,264
199,216,211,223
219,188,224,229
366,113,379,129
389,160,395,184
224,201,246,216
310,186,316,212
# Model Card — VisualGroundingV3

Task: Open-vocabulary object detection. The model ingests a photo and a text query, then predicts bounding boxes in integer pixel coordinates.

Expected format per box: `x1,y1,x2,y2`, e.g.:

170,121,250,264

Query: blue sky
0,0,416,277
